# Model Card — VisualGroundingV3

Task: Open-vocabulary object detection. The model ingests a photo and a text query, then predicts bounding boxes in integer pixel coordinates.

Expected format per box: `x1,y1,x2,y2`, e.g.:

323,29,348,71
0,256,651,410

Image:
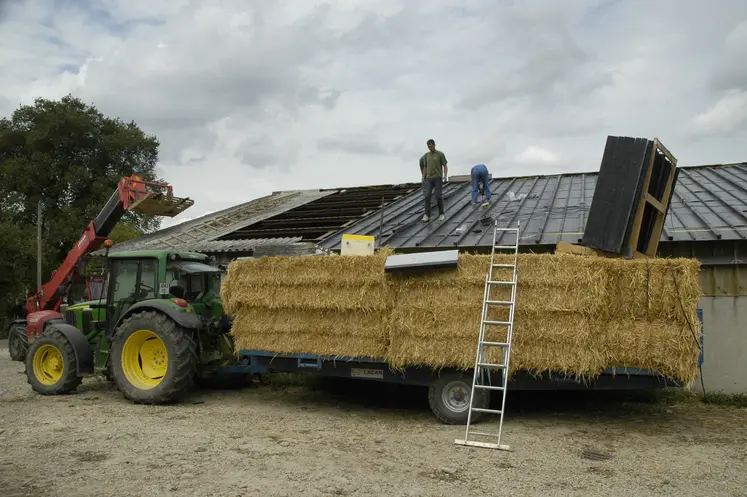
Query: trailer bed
224,349,682,390
217,310,703,424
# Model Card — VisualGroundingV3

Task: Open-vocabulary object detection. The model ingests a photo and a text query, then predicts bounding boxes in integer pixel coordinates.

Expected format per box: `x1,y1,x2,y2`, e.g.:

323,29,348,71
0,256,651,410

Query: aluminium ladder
454,219,520,451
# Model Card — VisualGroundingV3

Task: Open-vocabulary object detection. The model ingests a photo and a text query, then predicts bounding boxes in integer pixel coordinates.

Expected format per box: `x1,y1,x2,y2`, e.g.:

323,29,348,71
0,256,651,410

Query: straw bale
233,332,387,359
603,257,702,322
387,305,520,340
391,253,609,315
224,283,393,313
597,320,701,386
387,312,606,377
231,307,388,339
229,307,388,358
394,283,603,315
225,251,390,287
222,252,393,315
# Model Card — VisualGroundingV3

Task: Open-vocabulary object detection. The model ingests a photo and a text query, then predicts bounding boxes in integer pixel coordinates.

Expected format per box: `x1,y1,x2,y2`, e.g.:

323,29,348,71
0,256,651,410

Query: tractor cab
102,250,223,334
164,259,223,305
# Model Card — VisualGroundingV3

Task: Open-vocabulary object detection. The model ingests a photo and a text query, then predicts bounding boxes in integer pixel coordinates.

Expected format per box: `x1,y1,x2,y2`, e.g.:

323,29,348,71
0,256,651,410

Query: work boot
481,200,490,208
439,214,445,221
421,215,429,222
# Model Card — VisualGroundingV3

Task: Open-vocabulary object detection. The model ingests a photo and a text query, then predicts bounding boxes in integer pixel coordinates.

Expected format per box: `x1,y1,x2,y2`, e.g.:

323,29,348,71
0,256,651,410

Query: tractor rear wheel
111,311,198,404
8,324,28,362
25,329,82,395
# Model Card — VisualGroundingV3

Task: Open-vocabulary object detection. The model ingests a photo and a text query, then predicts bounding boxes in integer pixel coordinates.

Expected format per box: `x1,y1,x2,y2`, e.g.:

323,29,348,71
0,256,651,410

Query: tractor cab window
187,273,204,298
138,260,157,299
165,260,220,301
107,258,158,334
109,259,157,301
111,260,140,302
212,272,222,296
88,277,107,301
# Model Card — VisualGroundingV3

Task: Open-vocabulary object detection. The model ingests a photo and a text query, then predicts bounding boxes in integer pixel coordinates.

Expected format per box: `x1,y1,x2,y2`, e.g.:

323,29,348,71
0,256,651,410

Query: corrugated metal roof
108,189,333,253
318,163,747,251
161,237,306,253
216,183,420,242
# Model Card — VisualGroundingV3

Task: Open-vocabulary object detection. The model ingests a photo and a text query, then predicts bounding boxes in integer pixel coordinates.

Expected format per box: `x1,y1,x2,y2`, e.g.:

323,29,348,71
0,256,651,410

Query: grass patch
701,391,747,408
261,373,321,389
628,388,747,408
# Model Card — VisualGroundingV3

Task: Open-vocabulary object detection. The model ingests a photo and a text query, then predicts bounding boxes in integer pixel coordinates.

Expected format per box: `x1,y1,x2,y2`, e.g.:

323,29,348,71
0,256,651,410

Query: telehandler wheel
111,311,198,405
8,324,29,362
25,329,83,395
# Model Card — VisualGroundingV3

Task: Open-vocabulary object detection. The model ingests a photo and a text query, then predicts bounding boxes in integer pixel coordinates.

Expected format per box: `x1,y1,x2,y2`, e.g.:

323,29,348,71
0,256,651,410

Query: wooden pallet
582,136,678,259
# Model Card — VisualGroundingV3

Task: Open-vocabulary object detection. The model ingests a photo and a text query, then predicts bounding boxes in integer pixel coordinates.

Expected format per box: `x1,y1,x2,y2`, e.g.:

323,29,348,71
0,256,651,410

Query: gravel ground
1,341,746,497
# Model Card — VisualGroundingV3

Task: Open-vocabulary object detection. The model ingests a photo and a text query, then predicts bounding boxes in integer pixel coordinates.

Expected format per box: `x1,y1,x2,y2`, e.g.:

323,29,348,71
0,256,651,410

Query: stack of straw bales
221,251,394,358
222,251,702,385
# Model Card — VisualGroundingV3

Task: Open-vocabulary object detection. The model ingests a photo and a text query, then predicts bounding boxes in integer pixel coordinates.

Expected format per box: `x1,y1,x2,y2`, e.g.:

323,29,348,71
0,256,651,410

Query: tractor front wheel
111,311,198,404
25,329,83,395
8,324,28,362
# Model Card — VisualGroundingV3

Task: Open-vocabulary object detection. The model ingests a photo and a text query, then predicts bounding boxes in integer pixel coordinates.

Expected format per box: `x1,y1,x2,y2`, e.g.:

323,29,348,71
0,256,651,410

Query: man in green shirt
420,138,448,222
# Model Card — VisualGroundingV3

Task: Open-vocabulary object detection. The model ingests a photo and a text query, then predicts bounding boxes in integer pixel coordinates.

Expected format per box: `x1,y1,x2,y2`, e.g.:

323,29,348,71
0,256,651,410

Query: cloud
710,20,747,92
317,134,405,156
690,90,747,136
1,0,747,227
515,146,561,166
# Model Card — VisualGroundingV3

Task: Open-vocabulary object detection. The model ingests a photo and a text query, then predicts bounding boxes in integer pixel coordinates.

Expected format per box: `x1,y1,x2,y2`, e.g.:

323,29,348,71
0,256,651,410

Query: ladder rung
493,245,516,250
454,439,511,451
493,228,519,232
491,264,515,268
477,362,507,369
467,431,501,437
483,320,511,326
487,281,515,286
486,300,513,306
471,407,502,414
474,384,504,391
480,341,509,347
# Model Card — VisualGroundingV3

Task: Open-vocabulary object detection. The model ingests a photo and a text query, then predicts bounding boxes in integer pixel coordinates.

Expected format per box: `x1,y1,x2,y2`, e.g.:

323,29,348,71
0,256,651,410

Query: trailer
218,332,699,425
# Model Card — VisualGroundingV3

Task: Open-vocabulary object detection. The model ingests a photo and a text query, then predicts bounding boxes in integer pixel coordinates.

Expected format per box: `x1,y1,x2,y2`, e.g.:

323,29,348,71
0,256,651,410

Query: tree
0,214,36,336
109,222,144,244
0,95,162,332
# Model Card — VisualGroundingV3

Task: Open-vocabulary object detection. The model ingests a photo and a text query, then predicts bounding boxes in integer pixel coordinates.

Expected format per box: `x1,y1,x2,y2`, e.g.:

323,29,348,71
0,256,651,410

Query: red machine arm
26,175,193,314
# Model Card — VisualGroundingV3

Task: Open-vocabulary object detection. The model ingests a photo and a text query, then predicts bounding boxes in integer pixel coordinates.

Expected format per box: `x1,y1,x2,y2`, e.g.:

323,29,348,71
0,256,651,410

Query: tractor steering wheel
137,284,155,298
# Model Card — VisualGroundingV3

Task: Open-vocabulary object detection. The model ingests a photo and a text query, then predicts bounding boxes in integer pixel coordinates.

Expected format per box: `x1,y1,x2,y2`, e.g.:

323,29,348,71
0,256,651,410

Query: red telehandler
7,174,193,362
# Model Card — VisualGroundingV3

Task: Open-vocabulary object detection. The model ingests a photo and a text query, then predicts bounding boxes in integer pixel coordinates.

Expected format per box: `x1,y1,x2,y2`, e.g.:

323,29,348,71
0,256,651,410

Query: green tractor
25,249,237,404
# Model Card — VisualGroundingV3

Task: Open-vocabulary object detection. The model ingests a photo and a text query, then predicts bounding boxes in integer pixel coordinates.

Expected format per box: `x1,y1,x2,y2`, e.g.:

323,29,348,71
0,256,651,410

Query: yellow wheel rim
33,344,64,386
121,330,168,390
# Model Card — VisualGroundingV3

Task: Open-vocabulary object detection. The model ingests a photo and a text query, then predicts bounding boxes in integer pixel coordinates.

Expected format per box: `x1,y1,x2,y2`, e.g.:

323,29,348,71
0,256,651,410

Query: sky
1,0,746,229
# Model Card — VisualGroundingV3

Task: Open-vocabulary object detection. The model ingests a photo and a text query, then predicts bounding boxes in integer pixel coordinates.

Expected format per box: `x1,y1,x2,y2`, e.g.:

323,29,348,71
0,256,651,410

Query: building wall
689,264,745,394
695,296,747,395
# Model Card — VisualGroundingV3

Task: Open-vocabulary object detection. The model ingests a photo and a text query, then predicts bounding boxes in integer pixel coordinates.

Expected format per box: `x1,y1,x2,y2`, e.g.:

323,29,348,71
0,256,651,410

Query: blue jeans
471,164,491,203
423,177,444,218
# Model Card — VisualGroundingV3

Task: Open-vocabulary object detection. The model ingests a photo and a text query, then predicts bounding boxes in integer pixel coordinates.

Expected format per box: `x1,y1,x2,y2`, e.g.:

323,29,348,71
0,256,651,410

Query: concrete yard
1,341,746,497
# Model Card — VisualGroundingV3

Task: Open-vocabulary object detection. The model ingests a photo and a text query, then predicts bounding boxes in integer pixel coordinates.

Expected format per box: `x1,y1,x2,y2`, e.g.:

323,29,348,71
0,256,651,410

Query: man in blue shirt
471,164,491,207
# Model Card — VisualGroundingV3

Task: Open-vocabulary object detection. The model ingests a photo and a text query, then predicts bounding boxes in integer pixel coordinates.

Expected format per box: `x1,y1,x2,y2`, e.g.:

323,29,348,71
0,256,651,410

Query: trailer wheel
8,324,28,362
428,372,490,425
